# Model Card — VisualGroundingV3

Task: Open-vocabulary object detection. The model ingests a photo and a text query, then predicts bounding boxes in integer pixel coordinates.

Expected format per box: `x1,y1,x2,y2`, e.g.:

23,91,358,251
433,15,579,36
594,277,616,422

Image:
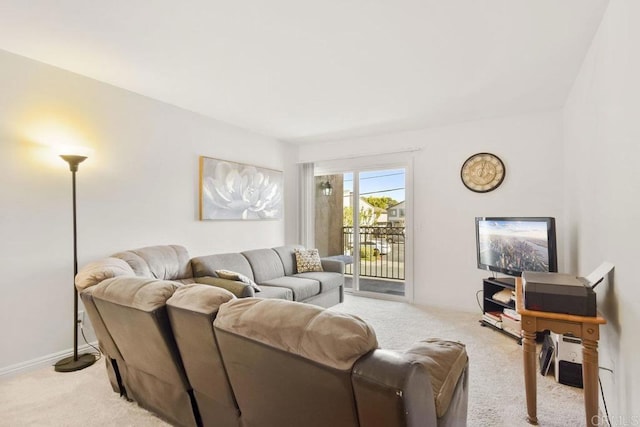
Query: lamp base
54,353,97,372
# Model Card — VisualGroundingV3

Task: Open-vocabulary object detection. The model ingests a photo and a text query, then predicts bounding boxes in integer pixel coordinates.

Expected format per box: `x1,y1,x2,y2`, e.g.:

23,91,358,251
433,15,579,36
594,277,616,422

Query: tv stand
489,277,515,287
479,277,521,343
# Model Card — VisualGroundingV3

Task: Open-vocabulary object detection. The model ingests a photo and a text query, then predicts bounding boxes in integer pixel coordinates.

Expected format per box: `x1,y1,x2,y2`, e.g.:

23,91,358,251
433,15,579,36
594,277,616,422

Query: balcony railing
342,226,405,280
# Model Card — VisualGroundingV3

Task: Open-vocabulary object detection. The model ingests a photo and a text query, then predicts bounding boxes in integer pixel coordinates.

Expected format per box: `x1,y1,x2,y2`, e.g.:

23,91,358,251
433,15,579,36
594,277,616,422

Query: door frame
313,154,414,303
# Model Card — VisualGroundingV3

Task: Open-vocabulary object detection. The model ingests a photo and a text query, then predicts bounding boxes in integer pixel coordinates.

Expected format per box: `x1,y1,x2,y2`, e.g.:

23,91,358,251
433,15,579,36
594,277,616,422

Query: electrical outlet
77,310,84,326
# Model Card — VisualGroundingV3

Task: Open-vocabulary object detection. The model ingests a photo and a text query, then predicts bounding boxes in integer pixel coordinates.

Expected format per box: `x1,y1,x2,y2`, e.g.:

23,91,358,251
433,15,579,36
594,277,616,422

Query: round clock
460,152,505,193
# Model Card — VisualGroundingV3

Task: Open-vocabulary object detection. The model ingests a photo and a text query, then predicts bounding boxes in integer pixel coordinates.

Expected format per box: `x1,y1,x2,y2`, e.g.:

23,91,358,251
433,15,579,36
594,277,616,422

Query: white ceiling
0,0,608,143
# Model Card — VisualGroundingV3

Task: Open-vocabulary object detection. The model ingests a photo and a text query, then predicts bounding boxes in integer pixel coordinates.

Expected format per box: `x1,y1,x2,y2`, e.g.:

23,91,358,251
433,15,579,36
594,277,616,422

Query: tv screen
475,217,558,277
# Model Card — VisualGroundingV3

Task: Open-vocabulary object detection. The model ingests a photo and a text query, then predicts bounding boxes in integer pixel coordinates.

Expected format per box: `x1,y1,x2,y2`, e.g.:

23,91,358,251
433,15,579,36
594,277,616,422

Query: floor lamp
54,154,97,372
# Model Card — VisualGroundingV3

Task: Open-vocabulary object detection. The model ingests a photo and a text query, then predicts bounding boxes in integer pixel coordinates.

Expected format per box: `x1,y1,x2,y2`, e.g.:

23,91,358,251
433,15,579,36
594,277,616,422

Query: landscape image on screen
478,220,550,273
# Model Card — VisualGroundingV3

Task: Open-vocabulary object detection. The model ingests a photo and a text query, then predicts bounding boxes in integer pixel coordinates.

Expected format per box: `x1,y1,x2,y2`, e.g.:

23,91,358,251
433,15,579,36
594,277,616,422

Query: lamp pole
54,155,96,372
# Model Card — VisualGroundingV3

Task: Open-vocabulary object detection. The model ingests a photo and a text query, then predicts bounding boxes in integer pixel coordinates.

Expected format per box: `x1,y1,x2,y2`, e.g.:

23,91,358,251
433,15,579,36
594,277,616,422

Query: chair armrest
195,276,255,298
320,259,345,274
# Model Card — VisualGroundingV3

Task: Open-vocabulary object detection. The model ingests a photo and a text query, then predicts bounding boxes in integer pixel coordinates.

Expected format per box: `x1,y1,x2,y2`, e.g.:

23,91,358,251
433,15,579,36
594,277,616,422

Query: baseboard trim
0,342,100,379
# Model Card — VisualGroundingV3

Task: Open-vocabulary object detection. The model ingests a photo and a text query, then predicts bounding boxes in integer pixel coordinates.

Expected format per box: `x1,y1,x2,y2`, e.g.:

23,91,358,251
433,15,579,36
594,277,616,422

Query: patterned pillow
294,248,324,273
215,269,262,292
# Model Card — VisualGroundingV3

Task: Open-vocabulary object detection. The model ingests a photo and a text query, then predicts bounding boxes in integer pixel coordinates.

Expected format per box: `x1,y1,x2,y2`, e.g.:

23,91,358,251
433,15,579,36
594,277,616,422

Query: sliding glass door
314,166,408,300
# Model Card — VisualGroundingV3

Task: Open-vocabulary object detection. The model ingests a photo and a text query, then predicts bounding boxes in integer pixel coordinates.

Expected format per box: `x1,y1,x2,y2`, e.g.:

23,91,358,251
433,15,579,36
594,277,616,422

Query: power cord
598,367,613,427
475,289,484,314
79,320,102,362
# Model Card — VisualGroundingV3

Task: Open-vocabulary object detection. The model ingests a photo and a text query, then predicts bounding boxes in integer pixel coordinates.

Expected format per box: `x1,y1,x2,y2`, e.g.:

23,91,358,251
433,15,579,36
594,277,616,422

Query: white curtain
298,162,315,248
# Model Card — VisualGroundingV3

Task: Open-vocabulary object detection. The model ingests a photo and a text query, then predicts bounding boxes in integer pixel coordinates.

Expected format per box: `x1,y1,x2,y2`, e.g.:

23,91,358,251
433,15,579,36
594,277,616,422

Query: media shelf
479,277,522,344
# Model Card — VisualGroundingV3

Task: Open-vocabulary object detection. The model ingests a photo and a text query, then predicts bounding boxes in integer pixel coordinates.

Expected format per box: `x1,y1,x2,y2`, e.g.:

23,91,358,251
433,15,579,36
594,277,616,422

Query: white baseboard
0,342,100,379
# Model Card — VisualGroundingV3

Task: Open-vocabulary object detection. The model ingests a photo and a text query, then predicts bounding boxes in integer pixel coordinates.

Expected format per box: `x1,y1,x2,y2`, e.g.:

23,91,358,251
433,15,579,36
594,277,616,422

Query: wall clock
460,152,505,193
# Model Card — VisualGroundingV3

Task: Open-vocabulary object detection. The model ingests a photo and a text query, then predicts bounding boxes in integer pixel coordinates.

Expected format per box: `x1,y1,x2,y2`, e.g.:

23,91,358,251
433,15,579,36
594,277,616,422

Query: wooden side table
515,278,606,426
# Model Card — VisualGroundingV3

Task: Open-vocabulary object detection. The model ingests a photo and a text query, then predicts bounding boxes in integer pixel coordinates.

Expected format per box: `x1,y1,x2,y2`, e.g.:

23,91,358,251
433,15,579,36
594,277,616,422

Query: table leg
582,338,599,427
522,330,538,424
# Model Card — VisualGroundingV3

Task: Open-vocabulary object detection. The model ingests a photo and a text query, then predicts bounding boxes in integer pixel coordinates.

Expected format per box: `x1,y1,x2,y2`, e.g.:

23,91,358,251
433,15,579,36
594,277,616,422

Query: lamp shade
60,154,87,172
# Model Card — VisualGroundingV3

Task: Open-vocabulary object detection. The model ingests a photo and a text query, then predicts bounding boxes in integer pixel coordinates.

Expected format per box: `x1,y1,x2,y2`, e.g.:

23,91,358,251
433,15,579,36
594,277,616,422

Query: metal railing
342,226,405,280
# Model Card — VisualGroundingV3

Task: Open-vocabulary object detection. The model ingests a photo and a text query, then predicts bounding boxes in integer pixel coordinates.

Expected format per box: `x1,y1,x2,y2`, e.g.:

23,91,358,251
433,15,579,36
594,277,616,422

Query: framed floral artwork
199,156,283,220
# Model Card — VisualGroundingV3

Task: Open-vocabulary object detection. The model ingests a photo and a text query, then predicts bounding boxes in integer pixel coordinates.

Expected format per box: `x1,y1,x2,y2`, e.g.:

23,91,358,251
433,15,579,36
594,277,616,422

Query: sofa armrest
352,349,438,427
195,276,255,298
320,259,345,274
352,340,468,426
401,339,467,420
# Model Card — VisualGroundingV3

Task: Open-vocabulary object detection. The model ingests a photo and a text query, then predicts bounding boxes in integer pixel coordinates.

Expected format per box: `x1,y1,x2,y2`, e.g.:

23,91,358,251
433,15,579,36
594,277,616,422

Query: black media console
479,277,522,344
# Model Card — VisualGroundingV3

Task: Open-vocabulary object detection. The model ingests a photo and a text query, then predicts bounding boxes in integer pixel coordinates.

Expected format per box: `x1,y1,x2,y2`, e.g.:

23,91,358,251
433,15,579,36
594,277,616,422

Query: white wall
0,50,297,371
563,0,640,419
299,110,565,311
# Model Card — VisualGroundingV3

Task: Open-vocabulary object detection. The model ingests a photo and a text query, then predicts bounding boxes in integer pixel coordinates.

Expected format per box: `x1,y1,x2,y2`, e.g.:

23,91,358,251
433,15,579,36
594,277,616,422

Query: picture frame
199,156,283,220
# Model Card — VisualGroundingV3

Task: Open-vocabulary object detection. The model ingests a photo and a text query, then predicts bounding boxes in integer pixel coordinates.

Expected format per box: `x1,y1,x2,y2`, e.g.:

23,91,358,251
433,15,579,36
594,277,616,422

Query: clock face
461,153,505,193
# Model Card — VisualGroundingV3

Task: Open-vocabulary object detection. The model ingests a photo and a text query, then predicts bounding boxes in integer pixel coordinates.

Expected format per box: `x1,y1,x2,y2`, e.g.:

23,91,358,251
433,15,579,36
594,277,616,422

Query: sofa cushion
195,276,255,298
214,298,377,370
272,245,305,276
215,269,262,292
293,248,324,273
173,278,197,285
254,285,293,301
293,272,343,292
260,276,320,301
166,283,235,314
112,245,192,281
241,249,286,283
403,339,468,418
92,276,180,312
75,257,135,291
191,253,255,280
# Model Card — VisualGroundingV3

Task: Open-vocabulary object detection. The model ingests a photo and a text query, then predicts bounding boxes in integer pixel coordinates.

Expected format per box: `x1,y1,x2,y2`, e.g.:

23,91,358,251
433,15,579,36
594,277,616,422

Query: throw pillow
294,248,324,273
215,269,262,292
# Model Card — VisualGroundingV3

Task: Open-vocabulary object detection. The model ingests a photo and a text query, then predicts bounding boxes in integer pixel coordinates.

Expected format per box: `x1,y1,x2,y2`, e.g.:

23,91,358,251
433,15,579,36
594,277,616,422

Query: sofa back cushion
272,245,305,276
166,285,241,427
191,253,255,280
241,249,285,283
111,245,192,281
215,298,377,370
92,277,186,385
75,257,135,291
91,277,197,426
79,286,126,394
214,298,377,427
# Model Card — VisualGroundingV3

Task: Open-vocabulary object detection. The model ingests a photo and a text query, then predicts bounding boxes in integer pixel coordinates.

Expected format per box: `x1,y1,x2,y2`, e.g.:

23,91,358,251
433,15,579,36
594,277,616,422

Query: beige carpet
0,295,584,426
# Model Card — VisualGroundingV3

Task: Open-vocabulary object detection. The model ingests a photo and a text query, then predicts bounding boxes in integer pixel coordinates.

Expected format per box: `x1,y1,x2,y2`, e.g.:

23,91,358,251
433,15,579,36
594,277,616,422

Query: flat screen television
475,217,558,277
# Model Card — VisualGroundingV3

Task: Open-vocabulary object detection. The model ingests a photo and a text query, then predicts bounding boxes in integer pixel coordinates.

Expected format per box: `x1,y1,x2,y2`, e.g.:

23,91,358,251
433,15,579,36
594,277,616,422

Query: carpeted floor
0,295,584,426
335,296,584,426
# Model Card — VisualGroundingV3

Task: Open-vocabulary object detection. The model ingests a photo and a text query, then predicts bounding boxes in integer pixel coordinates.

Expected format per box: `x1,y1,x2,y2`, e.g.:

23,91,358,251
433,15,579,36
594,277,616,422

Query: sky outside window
343,169,405,203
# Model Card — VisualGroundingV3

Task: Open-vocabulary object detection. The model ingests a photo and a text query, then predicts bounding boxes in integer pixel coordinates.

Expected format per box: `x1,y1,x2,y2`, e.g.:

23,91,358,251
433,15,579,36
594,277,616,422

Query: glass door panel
314,168,406,298
355,169,405,297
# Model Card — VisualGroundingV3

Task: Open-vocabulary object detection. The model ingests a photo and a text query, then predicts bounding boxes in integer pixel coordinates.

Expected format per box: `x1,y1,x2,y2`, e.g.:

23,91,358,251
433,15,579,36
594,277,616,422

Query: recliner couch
104,244,345,305
75,245,469,426
75,244,343,397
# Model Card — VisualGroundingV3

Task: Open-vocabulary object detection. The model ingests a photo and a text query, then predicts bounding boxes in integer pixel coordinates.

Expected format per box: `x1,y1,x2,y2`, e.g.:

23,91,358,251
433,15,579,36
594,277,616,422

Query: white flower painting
200,156,283,220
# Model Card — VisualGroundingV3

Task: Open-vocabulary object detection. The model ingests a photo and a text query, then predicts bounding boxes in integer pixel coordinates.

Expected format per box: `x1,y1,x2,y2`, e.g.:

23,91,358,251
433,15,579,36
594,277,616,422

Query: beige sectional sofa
97,244,345,306
76,245,469,426
190,246,345,306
